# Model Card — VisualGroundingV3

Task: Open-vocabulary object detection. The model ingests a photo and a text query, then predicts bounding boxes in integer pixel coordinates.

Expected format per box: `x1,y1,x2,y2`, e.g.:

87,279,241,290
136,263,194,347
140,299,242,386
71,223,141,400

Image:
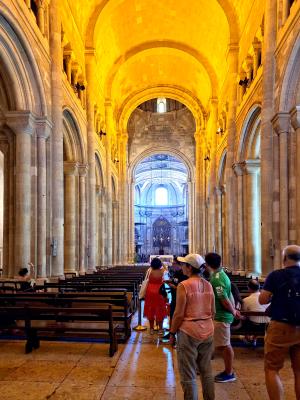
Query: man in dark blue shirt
259,245,300,400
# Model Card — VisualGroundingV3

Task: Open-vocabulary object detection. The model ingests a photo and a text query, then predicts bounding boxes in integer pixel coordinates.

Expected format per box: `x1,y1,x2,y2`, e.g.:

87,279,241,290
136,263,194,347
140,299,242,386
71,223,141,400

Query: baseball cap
177,253,205,269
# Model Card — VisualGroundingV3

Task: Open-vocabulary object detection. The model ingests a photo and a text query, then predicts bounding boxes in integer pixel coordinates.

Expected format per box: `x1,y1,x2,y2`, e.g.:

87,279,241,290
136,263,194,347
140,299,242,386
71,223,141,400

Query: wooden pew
0,290,133,341
0,304,118,357
231,311,269,344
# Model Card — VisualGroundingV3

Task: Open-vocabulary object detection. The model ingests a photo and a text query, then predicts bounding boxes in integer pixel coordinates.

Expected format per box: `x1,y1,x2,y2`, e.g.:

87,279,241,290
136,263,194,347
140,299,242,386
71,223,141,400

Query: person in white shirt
242,279,270,344
243,280,270,323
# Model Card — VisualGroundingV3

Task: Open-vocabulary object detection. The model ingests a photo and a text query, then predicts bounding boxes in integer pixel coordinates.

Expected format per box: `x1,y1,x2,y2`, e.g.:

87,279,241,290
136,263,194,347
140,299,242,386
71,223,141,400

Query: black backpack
279,270,300,325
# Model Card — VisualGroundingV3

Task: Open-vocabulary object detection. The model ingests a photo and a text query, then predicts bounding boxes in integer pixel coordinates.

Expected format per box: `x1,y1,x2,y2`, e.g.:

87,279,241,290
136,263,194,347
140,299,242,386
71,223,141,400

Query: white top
242,292,270,323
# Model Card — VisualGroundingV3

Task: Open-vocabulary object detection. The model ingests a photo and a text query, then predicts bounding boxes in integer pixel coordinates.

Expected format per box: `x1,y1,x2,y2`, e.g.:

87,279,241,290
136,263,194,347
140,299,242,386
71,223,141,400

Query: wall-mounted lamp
98,130,106,138
238,78,249,87
216,127,224,135
73,82,86,92
204,156,210,162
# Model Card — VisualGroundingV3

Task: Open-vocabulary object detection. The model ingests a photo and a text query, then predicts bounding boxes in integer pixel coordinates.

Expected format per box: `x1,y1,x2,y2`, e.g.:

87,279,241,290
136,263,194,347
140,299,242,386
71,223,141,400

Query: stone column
253,41,261,78
119,134,128,263
5,112,34,274
194,131,201,253
50,0,64,276
208,98,218,251
199,136,207,254
105,101,113,265
282,0,290,23
112,201,119,265
225,44,239,268
128,179,135,262
188,179,195,253
215,186,222,254
100,190,107,265
242,160,261,274
78,164,87,273
36,117,52,277
290,106,300,243
36,0,47,36
64,162,78,272
260,0,277,276
85,50,96,271
272,113,290,258
232,162,245,271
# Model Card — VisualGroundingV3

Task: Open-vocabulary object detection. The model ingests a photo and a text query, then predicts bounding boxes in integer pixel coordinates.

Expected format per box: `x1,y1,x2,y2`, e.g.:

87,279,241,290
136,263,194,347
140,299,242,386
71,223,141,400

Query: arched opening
95,154,105,267
111,176,118,265
134,153,188,261
62,110,85,273
238,107,261,274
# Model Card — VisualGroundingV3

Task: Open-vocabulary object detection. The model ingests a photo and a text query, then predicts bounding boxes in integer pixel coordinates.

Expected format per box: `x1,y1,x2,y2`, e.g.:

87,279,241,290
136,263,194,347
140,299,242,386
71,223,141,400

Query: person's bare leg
157,320,163,330
149,320,154,329
222,345,234,374
265,368,284,400
291,347,300,400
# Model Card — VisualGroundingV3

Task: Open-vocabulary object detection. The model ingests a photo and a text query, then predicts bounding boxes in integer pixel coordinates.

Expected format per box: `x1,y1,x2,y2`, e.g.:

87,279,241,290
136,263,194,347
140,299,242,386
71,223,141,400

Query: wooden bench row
0,304,118,356
0,291,133,341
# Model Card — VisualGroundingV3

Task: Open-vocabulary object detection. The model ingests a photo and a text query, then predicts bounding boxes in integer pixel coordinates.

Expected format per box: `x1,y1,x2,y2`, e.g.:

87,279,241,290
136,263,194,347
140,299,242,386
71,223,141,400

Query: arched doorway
133,153,189,261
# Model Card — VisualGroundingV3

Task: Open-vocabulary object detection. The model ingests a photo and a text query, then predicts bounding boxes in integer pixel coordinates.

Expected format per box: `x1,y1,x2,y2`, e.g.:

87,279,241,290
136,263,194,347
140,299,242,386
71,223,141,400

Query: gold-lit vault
61,0,261,133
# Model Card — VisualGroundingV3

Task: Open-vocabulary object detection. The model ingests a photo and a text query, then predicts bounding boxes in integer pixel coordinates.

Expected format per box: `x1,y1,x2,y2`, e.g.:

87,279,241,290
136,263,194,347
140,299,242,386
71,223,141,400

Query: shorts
264,320,300,371
214,321,231,347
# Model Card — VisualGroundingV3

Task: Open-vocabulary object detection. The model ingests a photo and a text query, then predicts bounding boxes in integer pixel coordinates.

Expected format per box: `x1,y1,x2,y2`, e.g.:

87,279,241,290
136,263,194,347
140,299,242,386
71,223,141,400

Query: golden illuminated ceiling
64,0,262,129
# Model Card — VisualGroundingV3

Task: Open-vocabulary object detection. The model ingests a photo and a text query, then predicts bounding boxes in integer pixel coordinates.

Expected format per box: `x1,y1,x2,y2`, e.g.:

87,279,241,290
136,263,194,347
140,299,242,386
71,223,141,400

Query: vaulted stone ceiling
63,0,263,130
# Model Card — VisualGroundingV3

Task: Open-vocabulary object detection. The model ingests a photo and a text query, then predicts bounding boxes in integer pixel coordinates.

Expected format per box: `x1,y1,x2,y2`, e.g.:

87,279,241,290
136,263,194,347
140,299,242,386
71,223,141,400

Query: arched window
155,186,168,205
157,98,167,113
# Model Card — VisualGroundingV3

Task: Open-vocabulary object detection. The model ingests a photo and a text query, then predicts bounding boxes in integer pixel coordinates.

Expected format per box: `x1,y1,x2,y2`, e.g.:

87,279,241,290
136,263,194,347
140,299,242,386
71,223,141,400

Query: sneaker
214,371,236,383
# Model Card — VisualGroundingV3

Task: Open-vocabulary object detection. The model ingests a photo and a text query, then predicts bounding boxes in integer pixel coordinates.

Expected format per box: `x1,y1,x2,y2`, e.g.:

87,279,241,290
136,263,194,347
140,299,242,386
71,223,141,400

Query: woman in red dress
144,257,168,335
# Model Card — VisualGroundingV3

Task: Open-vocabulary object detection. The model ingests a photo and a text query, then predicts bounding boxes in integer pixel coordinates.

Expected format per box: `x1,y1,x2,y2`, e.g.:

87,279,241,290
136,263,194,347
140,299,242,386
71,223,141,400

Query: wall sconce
98,130,106,138
204,156,210,161
216,127,224,135
73,82,86,92
238,78,249,87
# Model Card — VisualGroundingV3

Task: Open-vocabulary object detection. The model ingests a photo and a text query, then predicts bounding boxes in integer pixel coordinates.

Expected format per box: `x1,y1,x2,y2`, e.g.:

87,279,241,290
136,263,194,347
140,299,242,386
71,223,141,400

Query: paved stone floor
0,323,296,399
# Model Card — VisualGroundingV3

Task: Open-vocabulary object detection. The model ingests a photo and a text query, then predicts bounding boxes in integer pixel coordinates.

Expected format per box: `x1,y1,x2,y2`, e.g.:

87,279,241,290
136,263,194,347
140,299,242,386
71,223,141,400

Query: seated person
242,279,270,342
18,265,35,291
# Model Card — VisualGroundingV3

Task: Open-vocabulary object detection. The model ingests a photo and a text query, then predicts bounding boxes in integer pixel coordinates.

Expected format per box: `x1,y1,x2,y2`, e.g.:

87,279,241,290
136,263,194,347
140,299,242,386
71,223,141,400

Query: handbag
139,268,151,299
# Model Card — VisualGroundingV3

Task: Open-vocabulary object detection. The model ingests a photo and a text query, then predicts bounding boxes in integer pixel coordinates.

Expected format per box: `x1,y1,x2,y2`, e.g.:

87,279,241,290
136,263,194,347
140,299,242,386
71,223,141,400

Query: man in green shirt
205,252,240,383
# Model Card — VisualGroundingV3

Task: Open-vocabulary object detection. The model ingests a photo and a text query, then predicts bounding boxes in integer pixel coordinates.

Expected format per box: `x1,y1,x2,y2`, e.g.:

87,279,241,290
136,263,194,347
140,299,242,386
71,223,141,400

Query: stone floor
0,322,296,399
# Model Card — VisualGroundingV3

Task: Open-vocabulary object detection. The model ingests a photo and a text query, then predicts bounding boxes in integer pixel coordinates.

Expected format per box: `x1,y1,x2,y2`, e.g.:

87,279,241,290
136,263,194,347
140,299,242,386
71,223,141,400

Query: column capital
64,161,78,175
271,112,290,135
36,117,52,139
5,111,36,135
232,162,244,176
78,163,88,176
241,159,260,174
85,47,96,58
290,106,300,130
105,99,112,108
